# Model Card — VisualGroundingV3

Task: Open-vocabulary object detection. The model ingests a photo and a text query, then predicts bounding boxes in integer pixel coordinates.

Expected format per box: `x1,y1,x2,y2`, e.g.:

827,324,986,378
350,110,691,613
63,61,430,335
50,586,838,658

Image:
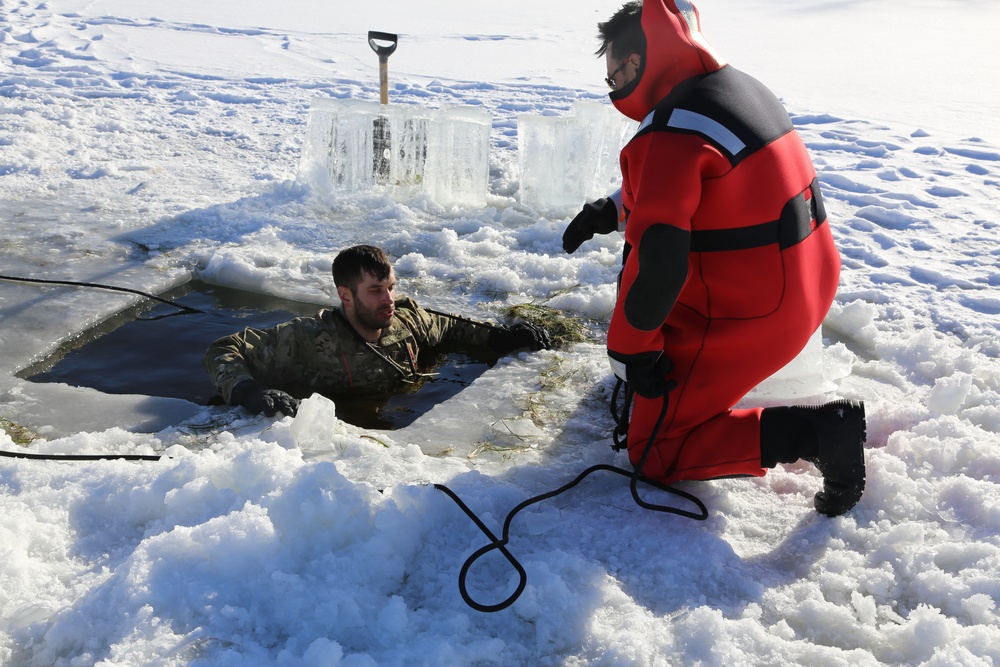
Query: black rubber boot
760,406,818,468
760,400,867,517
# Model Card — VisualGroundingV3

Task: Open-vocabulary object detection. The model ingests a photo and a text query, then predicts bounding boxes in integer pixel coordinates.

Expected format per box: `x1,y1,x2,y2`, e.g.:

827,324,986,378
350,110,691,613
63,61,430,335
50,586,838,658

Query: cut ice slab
298,98,491,207
0,376,201,440
518,100,635,215
742,327,852,403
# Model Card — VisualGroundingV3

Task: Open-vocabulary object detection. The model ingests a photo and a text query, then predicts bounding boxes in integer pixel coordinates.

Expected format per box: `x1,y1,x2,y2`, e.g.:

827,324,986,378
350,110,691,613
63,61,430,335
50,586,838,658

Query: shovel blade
373,114,391,183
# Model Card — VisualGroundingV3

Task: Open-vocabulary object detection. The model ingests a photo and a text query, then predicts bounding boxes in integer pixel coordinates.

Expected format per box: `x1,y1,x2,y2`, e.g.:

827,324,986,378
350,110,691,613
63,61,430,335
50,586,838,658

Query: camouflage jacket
203,297,498,404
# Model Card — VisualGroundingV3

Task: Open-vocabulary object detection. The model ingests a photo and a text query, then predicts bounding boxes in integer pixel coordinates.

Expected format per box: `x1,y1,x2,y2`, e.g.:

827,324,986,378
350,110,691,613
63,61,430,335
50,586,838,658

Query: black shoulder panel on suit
637,66,795,166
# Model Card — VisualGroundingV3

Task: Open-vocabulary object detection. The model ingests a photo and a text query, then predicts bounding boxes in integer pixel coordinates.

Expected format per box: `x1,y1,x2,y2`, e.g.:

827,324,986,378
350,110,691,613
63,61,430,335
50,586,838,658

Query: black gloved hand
230,379,300,417
562,197,619,254
488,321,552,355
610,352,676,399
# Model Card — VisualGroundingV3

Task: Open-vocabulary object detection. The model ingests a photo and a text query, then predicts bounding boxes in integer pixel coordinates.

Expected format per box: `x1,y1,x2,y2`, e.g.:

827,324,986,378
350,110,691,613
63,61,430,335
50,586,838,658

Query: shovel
368,31,397,182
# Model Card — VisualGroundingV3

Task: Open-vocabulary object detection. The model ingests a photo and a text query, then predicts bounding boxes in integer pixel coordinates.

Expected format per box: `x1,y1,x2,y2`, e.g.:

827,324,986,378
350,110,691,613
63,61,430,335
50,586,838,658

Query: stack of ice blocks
299,99,492,207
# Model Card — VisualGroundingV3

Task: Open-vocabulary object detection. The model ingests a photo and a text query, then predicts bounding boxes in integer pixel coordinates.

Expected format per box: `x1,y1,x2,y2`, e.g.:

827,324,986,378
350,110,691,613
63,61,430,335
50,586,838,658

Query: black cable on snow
0,274,207,315
0,449,163,461
435,384,708,613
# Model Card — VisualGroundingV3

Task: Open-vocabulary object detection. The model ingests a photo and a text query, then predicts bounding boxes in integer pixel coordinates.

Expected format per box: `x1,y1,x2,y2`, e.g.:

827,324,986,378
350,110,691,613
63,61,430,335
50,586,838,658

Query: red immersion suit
607,0,841,483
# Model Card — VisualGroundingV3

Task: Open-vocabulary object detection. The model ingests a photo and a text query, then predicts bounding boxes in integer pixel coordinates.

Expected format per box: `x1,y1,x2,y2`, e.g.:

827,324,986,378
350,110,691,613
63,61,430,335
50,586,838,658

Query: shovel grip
368,31,398,57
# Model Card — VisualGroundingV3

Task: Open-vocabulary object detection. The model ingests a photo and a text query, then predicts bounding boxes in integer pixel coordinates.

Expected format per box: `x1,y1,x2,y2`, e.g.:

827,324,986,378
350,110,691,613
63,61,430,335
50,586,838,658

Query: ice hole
18,280,489,430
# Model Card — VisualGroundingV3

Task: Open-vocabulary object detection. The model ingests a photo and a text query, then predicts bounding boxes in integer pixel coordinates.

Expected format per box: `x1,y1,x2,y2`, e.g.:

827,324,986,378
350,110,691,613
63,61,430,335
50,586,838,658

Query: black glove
562,198,619,254
610,352,676,399
488,322,551,355
230,379,300,417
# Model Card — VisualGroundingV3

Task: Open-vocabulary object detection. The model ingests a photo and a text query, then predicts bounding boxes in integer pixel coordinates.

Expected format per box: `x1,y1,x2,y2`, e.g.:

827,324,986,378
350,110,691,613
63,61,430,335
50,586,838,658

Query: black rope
433,483,528,613
610,377,632,452
0,449,163,461
424,307,493,328
435,386,708,613
0,274,207,315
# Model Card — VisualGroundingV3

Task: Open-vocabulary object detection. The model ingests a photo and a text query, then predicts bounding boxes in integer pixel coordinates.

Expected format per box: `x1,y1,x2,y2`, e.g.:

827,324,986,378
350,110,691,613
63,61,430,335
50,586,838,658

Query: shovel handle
368,31,398,105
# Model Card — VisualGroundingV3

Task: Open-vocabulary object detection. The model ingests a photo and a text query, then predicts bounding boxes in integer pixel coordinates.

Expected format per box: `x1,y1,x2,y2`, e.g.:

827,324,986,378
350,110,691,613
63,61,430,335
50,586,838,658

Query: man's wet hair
597,1,644,59
332,245,392,293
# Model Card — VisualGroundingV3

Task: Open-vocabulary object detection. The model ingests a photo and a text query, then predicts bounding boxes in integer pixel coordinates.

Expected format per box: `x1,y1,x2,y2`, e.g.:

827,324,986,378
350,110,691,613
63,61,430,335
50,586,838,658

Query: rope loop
435,388,708,613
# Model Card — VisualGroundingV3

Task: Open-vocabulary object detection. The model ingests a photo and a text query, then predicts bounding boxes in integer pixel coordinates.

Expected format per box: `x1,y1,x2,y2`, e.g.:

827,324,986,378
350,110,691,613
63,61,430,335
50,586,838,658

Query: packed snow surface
1,0,999,665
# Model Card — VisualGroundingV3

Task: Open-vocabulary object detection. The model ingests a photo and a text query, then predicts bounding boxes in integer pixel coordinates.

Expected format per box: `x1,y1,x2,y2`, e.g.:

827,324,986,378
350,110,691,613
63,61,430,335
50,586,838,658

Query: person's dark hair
332,244,392,292
597,1,644,59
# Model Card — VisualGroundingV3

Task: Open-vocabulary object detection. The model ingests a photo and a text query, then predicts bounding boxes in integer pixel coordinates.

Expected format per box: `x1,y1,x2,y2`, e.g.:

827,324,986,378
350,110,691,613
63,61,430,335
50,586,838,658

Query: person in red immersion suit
561,0,866,516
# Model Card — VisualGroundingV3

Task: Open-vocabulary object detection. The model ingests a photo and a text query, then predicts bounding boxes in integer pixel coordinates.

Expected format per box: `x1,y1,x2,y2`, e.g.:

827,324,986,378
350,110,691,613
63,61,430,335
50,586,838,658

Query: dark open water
21,280,486,429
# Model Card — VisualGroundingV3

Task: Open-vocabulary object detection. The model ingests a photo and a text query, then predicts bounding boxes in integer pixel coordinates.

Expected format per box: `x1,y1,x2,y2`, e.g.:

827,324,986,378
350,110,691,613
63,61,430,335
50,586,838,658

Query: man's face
345,268,396,332
605,44,640,91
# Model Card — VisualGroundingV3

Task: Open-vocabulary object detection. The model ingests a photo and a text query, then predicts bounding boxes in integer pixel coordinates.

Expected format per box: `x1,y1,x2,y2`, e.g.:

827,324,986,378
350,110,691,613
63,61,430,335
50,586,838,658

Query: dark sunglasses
605,58,631,90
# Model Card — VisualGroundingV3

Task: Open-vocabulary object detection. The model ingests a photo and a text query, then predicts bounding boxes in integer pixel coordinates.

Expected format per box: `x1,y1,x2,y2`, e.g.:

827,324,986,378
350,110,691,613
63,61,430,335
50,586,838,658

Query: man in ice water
204,244,550,419
561,0,866,516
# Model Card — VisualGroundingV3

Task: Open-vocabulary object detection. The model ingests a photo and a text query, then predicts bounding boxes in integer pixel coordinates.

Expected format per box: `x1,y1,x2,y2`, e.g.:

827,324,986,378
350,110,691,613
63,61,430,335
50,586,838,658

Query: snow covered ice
2,0,1000,665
